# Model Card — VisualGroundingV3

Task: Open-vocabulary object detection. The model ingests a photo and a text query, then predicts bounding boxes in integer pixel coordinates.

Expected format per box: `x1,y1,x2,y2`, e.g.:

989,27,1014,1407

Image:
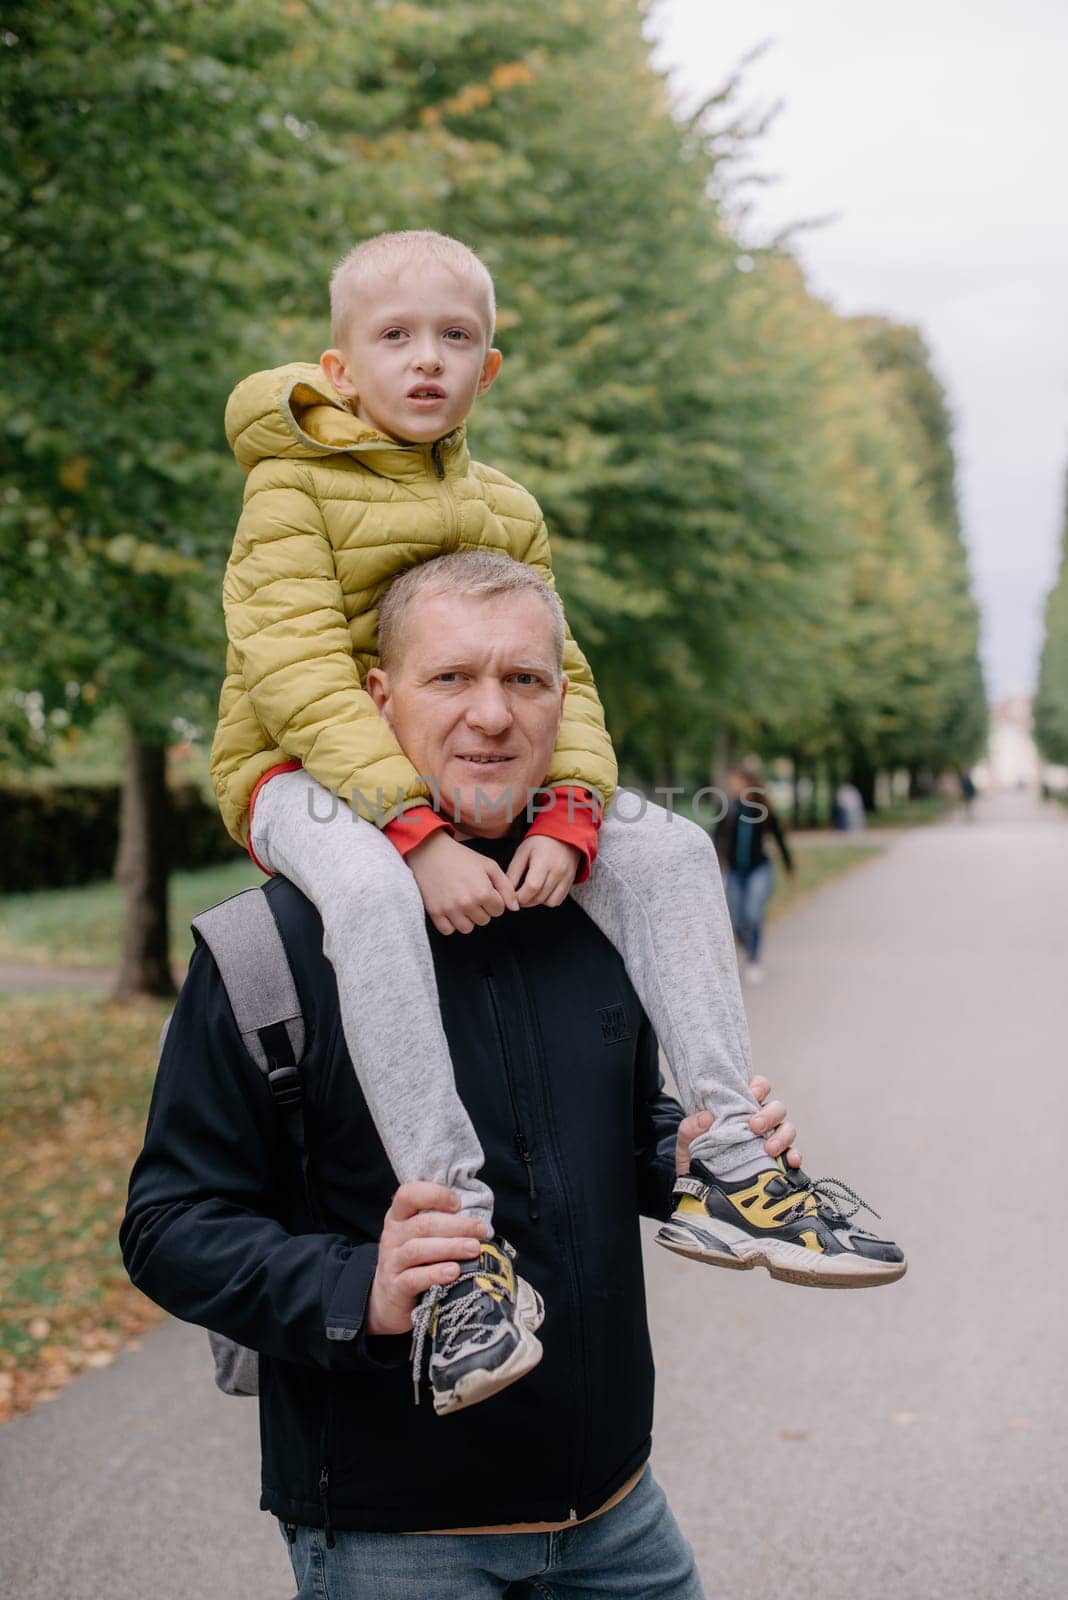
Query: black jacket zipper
484,972,540,1220
504,939,591,1519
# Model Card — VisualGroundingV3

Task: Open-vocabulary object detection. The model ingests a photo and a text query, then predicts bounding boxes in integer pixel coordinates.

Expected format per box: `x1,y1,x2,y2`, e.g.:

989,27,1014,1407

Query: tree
1035,464,1068,765
0,1,392,993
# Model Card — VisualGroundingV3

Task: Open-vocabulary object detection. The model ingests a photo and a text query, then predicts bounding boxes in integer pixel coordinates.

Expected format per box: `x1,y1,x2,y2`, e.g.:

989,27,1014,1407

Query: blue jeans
725,862,775,962
280,1468,705,1599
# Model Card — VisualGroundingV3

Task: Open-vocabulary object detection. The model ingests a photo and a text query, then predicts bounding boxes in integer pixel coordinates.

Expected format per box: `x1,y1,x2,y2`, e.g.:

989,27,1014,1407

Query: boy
210,231,905,1416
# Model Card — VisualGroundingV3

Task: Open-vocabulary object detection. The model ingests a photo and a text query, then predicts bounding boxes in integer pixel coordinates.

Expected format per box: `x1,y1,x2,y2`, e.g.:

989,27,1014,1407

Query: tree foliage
1035,464,1068,765
0,0,988,982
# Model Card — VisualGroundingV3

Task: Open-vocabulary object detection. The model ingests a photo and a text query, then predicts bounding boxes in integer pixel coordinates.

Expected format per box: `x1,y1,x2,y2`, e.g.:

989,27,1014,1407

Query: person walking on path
716,765,795,985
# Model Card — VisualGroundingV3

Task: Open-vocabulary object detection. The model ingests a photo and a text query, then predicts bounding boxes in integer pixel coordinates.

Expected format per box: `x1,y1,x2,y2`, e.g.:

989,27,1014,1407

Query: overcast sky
647,0,1068,703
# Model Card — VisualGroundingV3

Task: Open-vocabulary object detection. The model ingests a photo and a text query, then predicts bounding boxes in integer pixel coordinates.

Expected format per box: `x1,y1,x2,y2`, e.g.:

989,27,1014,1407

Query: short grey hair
378,551,566,677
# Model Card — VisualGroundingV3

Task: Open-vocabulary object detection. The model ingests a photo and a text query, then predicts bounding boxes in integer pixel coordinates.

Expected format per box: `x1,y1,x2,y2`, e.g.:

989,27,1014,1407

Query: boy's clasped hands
406,830,581,936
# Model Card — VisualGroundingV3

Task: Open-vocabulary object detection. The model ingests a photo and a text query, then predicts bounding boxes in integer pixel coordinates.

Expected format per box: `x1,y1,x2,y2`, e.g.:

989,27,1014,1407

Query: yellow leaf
490,62,536,91
60,457,88,493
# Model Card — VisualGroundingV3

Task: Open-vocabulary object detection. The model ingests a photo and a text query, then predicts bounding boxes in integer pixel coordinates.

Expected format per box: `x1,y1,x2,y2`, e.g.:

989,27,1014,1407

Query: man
121,552,798,1598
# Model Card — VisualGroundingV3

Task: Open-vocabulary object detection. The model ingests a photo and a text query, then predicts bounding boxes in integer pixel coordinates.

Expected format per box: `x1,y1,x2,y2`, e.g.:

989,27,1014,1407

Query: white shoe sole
433,1322,543,1416
432,1277,546,1417
656,1216,907,1289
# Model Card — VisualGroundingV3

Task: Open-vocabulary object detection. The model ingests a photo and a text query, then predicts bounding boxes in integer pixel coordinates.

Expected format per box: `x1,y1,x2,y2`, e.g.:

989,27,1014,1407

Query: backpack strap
192,887,312,1204
184,885,315,1400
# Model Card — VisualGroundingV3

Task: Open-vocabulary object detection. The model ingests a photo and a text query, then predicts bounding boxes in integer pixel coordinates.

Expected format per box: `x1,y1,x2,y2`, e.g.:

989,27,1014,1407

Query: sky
647,0,1068,703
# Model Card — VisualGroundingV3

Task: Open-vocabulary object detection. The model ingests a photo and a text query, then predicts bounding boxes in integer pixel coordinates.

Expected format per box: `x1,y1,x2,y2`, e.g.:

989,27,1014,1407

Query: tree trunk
113,725,176,1000
710,727,733,791
655,738,675,795
849,750,878,815
791,754,803,831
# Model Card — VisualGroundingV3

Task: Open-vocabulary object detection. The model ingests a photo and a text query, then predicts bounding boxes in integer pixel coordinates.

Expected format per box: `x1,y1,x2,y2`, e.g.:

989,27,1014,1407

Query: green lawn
0,858,263,970
767,841,883,922
0,843,883,971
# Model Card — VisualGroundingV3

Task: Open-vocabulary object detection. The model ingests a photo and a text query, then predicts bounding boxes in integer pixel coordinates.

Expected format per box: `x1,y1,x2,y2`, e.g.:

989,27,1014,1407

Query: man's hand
675,1075,801,1176
506,834,582,908
406,830,520,935
366,1183,488,1337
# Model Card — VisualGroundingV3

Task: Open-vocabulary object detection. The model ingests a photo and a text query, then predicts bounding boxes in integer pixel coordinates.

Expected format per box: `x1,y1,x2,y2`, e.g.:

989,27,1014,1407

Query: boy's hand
406,830,520,935
506,834,582,909
675,1075,801,1175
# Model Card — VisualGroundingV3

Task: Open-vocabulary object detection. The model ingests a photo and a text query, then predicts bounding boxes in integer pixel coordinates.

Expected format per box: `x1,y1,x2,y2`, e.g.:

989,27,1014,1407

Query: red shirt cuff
383,805,454,858
525,787,602,883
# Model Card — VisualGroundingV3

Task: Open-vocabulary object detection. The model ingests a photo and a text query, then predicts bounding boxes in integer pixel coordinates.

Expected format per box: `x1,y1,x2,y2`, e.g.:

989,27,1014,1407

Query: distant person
959,770,977,819
207,231,905,1428
833,781,866,833
716,765,795,985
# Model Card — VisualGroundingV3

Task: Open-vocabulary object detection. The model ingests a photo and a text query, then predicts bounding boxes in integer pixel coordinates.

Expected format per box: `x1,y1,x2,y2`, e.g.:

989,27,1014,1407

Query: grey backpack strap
192,886,305,1077
188,886,310,1401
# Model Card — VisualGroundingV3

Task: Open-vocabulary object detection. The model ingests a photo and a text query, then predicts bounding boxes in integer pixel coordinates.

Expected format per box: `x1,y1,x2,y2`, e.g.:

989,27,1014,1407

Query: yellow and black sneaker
410,1236,545,1417
656,1160,906,1288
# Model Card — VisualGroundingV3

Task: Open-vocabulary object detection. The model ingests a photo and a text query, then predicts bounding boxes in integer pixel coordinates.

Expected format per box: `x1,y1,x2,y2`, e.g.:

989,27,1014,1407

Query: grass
766,840,883,922
0,842,883,972
863,795,952,829
0,858,262,971
0,994,171,1421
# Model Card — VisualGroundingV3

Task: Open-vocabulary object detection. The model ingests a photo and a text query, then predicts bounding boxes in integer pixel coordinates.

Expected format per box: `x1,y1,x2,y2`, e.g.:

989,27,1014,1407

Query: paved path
1,790,1065,1598
0,961,115,994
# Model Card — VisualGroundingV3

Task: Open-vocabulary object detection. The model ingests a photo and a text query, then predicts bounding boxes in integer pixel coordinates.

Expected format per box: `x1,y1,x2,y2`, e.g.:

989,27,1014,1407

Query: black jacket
715,796,793,874
120,842,683,1533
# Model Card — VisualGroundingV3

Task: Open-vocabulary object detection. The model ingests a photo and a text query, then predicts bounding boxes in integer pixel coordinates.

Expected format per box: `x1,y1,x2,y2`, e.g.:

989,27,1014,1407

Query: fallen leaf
1009,1418,1034,1430
893,1412,918,1425
778,1429,807,1441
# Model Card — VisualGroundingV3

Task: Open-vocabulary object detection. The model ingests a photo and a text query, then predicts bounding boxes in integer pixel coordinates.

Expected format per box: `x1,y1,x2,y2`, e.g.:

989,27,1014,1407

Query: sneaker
656,1160,906,1288
745,963,764,985
410,1236,545,1416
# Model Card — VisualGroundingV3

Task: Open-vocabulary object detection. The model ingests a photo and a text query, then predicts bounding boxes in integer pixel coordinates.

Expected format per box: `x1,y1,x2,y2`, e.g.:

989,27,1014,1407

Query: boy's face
321,260,501,444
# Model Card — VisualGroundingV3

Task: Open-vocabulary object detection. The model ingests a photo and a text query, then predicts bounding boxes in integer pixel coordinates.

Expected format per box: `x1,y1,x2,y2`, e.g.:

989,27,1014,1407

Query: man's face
367,590,567,837
322,260,501,444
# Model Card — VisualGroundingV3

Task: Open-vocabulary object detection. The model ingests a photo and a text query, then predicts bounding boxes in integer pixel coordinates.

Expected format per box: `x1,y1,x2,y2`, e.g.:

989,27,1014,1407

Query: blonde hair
329,230,496,347
378,551,565,677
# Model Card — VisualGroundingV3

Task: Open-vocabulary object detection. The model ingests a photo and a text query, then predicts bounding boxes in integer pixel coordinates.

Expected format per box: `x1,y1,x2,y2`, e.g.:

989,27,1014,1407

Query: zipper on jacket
505,940,591,1519
427,437,461,551
319,1378,336,1548
485,973,540,1221
318,1467,335,1549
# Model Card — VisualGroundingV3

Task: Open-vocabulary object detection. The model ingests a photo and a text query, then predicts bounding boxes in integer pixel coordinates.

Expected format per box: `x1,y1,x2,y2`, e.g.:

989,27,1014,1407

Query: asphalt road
1,789,1065,1599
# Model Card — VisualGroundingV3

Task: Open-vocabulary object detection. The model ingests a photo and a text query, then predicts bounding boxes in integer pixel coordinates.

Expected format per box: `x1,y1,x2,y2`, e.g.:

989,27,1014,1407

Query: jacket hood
224,362,467,475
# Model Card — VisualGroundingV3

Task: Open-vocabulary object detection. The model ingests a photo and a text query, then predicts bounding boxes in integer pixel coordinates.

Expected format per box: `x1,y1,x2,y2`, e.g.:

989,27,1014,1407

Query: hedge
0,783,242,894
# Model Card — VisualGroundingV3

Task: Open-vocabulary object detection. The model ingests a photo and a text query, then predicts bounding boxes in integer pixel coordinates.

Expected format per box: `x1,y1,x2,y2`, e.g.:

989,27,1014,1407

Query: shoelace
784,1175,881,1229
409,1280,495,1405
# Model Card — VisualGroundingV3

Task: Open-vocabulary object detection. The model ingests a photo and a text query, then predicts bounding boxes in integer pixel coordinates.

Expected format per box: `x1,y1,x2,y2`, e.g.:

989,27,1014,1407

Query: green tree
1035,464,1068,765
0,0,394,993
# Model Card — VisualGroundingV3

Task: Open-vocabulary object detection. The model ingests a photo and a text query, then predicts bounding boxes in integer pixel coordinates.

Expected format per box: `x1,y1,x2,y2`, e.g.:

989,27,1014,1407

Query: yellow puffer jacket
209,364,618,845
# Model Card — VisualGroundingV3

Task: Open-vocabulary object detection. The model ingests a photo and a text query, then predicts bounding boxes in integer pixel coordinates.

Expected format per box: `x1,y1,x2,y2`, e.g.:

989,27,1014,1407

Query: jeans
280,1468,706,1599
725,862,775,962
